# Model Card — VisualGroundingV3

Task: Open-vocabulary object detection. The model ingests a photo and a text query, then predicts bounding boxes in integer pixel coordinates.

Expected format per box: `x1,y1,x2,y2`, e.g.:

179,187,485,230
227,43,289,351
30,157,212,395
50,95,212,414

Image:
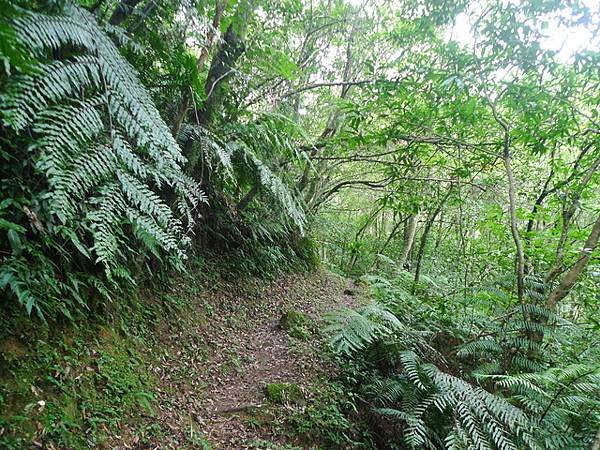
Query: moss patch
0,327,155,449
265,383,304,404
279,310,313,340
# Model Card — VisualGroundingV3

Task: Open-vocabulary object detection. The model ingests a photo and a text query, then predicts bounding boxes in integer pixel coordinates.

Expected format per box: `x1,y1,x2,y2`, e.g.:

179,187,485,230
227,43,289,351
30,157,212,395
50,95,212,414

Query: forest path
117,270,360,449
197,271,359,448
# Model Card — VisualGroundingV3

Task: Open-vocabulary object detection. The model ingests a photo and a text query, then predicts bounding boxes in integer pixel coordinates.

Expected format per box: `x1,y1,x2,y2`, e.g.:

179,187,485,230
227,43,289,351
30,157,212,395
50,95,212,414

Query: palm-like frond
325,302,404,355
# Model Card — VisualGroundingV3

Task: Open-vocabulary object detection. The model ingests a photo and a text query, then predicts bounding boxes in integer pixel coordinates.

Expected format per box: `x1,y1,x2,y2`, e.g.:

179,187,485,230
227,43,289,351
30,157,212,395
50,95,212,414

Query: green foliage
279,310,314,340
265,383,304,404
325,272,600,449
325,298,431,357
1,0,599,448
178,115,311,278
372,351,535,450
490,365,600,449
5,4,203,269
0,328,153,449
0,2,204,316
189,114,309,232
326,303,398,355
286,380,375,449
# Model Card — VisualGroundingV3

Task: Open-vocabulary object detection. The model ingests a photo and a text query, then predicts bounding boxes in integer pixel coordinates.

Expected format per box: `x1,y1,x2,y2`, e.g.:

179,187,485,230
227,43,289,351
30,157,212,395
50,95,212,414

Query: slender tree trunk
545,155,600,284
379,216,406,256
491,100,525,303
398,214,418,268
413,187,453,292
434,210,444,251
298,22,356,194
236,183,260,212
171,0,228,137
503,149,525,302
525,144,591,244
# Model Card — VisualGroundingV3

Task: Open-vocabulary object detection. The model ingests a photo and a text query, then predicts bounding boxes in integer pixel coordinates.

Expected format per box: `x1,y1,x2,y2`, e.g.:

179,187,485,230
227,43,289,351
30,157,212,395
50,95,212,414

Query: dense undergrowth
323,268,600,449
0,253,197,449
0,250,320,449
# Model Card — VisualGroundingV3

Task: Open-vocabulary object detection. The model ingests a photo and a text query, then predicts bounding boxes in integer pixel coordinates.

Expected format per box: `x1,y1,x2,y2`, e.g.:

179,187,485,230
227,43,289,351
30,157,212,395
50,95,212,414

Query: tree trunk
379,217,406,256
171,0,228,137
109,0,142,25
413,187,453,292
199,24,245,126
491,100,525,303
236,183,260,212
545,154,600,284
398,214,418,269
546,213,600,311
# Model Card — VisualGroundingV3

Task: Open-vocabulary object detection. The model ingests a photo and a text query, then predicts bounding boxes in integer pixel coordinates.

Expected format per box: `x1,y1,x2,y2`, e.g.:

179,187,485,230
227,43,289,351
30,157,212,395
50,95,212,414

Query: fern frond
325,306,385,355
1,3,204,280
457,339,503,358
237,142,306,232
367,351,537,450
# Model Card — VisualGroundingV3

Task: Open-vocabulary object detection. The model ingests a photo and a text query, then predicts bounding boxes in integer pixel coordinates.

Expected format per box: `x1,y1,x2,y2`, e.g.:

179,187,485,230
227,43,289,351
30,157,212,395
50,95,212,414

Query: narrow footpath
113,271,360,449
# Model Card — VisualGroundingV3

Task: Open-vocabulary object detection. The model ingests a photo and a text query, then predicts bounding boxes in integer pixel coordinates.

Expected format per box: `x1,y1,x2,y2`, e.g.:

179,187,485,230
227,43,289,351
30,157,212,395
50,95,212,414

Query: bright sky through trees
446,0,600,62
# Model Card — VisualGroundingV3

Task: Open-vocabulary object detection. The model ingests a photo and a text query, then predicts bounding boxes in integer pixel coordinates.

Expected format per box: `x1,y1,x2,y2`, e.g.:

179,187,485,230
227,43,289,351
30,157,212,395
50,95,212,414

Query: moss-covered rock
265,382,304,404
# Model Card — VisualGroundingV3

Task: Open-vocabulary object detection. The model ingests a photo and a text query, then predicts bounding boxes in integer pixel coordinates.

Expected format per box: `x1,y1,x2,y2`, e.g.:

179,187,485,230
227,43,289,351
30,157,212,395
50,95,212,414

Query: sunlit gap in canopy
444,0,600,64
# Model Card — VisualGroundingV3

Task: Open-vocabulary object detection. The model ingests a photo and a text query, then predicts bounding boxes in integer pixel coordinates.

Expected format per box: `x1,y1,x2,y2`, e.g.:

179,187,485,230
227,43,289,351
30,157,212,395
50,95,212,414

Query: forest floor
111,270,362,449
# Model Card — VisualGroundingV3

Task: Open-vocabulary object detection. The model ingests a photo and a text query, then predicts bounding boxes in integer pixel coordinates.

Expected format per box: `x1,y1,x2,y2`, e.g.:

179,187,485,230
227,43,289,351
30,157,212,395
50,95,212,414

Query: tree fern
1,3,204,281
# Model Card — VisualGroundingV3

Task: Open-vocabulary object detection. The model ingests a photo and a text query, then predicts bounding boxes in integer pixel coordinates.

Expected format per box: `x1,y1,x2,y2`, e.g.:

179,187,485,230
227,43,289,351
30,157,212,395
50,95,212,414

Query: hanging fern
0,3,204,280
178,123,234,177
181,119,307,232
236,142,306,232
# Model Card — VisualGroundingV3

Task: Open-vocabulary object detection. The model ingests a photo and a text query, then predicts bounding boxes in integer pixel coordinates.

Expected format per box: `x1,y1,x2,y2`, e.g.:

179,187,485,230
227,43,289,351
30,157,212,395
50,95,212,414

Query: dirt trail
115,270,360,449
200,272,358,447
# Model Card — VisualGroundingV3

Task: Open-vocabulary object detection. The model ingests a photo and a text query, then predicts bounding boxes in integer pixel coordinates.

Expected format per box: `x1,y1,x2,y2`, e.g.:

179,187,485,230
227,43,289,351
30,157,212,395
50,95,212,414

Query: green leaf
7,228,22,255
